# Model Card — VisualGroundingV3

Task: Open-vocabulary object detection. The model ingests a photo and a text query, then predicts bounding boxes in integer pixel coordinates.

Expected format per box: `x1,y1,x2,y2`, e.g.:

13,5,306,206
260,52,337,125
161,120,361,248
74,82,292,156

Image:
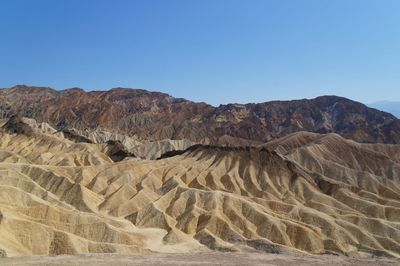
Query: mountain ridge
1,85,399,145
369,101,400,118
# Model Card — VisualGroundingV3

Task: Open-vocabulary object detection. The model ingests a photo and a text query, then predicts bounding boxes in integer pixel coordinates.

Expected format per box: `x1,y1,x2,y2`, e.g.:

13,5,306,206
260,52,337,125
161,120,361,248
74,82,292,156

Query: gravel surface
1,252,399,266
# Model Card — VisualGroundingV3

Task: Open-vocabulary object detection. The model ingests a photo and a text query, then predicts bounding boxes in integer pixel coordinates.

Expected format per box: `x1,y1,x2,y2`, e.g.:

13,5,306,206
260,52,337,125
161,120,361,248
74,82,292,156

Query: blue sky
1,0,399,105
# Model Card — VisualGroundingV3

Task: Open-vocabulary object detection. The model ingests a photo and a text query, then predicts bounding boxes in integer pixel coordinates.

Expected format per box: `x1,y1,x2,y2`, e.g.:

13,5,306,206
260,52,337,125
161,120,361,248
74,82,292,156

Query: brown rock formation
1,85,399,144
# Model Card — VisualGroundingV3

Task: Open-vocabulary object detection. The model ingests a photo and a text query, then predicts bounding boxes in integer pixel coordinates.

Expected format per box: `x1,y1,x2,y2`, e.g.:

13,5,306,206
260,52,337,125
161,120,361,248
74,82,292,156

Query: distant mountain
369,101,400,118
1,85,400,144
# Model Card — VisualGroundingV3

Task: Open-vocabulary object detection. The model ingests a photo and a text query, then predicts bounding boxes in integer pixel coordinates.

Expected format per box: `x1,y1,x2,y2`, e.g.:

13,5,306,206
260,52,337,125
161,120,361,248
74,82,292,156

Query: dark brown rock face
1,85,399,144
105,140,136,162
1,115,34,135
61,129,93,144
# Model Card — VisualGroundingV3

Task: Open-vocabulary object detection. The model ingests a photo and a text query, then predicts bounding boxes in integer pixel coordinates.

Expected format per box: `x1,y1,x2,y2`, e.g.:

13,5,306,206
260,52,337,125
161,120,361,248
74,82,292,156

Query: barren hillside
0,118,399,258
1,85,400,144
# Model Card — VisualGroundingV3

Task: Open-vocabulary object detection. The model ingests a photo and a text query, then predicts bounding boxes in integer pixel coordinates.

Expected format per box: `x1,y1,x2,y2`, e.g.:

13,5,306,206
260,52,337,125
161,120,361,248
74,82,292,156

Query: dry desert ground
1,252,400,266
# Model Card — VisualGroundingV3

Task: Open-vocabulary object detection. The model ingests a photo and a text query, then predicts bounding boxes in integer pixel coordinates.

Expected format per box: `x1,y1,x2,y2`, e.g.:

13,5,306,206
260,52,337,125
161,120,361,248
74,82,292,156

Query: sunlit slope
0,129,399,257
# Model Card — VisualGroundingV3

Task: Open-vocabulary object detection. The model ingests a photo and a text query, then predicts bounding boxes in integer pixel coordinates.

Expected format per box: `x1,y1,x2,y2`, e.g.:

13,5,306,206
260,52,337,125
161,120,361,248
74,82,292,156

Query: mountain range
0,85,399,260
1,85,400,145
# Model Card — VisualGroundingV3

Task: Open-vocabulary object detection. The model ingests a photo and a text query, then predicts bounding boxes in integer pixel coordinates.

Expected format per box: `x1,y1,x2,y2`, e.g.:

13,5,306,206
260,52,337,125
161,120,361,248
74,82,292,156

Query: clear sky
1,0,399,106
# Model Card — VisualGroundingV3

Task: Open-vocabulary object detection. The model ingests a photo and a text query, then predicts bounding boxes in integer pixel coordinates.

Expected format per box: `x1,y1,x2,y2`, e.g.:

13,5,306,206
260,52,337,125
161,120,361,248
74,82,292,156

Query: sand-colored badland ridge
0,118,399,259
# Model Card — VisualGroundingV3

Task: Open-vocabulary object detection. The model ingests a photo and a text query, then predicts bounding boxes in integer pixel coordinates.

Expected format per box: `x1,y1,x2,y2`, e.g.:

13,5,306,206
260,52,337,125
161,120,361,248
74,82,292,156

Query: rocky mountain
0,118,399,258
1,85,400,144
